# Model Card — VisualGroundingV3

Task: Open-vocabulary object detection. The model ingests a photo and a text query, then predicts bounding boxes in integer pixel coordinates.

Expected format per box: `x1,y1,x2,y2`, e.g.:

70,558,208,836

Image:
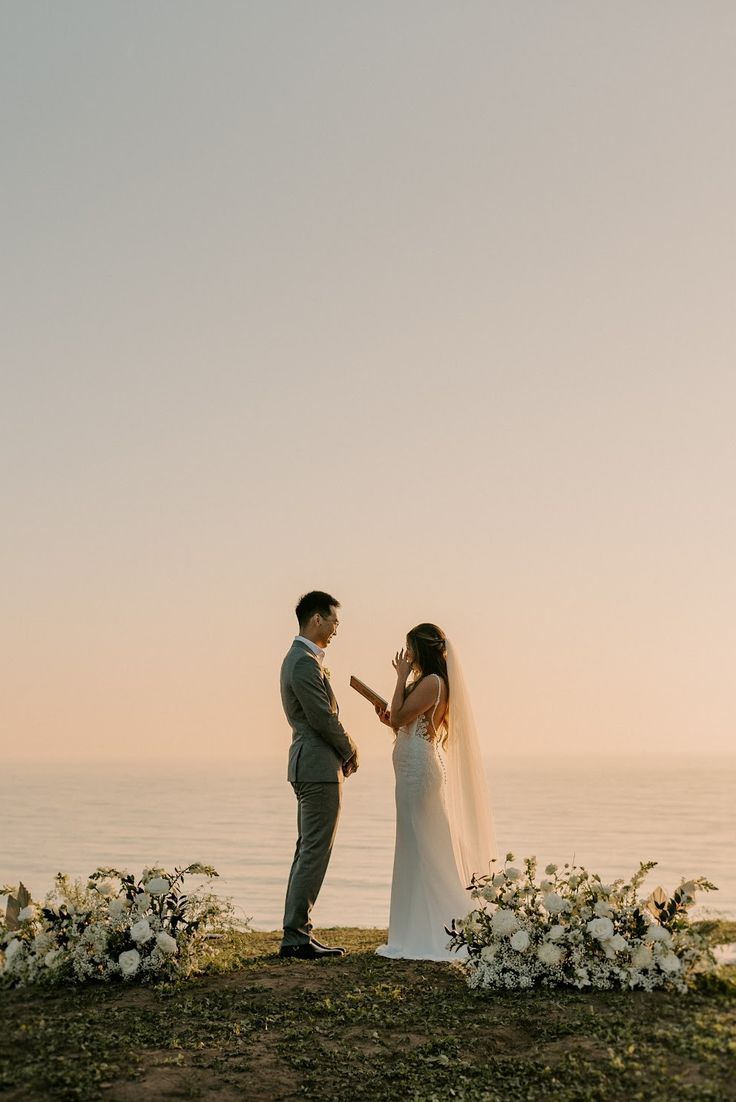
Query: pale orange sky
2,2,735,763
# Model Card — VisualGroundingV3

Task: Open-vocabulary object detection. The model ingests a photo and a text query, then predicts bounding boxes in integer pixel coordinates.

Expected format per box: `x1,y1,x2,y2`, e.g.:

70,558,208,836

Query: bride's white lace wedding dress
376,675,473,961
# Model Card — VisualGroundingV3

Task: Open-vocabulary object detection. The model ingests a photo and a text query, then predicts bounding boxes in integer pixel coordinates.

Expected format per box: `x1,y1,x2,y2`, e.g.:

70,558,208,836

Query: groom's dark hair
296,590,340,630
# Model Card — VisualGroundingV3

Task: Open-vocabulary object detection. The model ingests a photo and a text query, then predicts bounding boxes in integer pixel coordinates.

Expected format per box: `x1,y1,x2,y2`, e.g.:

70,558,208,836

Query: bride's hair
406,623,449,745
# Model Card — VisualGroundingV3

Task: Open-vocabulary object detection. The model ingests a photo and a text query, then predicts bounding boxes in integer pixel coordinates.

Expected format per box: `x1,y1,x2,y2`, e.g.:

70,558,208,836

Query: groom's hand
342,753,359,778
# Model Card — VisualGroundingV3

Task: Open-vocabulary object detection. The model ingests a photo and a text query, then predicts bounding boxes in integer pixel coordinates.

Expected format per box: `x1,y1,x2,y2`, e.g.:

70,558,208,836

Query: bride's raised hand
392,648,412,681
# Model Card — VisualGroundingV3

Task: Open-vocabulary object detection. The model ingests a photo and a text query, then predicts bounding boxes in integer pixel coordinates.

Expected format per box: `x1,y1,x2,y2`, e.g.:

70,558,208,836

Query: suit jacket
280,639,358,783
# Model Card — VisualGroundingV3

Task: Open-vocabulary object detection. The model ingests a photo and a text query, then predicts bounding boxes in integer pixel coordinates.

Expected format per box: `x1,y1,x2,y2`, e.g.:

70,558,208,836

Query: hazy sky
2,1,735,763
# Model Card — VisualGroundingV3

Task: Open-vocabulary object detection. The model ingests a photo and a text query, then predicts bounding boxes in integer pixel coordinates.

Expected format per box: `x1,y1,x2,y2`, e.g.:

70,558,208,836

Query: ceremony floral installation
0,863,243,987
447,855,718,993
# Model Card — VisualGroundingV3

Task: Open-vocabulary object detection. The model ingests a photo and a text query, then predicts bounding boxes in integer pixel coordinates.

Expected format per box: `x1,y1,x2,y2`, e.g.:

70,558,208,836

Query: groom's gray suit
280,638,358,948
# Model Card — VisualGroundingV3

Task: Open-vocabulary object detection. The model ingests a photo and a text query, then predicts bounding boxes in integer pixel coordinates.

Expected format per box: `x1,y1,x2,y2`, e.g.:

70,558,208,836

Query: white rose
545,864,558,876
543,893,566,915
608,934,628,952
4,939,23,963
594,900,612,918
510,930,530,952
659,951,681,974
144,877,170,895
119,948,141,977
490,909,519,937
586,917,614,941
97,881,114,897
548,924,566,941
537,942,563,966
481,885,498,902
505,867,522,881
130,919,153,944
646,924,671,944
44,948,61,968
156,931,178,956
18,905,37,923
631,945,653,969
480,944,498,961
134,892,151,911
492,872,506,888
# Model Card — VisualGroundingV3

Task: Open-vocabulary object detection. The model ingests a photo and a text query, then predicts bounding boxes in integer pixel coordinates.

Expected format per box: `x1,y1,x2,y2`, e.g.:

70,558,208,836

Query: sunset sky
2,2,735,763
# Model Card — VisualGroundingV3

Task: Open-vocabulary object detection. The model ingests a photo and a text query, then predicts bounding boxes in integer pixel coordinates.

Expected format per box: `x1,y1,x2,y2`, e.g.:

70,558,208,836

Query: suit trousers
282,780,342,947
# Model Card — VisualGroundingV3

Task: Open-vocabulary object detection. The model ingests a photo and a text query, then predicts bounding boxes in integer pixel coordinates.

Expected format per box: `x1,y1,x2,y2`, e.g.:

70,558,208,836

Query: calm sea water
2,757,734,929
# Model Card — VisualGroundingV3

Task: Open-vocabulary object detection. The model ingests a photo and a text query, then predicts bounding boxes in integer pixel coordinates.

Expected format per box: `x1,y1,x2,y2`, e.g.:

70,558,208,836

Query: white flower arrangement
446,854,717,994
0,863,244,988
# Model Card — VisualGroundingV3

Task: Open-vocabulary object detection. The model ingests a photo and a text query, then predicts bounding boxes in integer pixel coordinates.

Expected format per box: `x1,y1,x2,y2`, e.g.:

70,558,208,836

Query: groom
279,591,359,959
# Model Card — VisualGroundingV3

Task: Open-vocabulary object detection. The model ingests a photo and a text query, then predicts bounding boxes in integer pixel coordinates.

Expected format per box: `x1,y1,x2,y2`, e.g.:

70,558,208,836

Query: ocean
2,756,734,929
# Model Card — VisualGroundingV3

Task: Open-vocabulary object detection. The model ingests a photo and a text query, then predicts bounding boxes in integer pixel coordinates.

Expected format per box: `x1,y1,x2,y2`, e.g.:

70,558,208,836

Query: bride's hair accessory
408,624,448,658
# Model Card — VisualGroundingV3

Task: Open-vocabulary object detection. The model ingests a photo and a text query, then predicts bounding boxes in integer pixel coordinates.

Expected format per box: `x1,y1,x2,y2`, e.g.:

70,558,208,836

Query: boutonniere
323,667,331,680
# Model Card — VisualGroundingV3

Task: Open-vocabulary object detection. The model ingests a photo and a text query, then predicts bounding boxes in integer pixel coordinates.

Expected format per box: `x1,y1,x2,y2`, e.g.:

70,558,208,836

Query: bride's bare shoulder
410,673,446,705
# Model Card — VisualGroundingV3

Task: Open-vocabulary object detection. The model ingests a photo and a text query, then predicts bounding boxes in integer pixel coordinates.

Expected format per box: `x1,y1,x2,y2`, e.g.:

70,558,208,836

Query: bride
374,623,496,961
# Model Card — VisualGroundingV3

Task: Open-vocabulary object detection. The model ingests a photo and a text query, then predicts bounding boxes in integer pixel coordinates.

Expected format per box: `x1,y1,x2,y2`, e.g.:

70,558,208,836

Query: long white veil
444,639,497,886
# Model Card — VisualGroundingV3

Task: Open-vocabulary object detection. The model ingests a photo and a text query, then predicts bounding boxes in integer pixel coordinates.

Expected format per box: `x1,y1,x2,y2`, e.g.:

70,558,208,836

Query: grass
0,923,734,1101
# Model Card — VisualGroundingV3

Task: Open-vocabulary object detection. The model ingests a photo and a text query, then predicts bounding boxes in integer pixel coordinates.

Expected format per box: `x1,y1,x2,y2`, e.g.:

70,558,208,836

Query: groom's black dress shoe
309,936,345,954
279,943,344,960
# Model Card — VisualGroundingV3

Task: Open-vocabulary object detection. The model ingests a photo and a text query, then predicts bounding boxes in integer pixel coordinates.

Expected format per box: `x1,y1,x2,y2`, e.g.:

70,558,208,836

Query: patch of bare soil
244,1031,303,1101
195,958,348,999
469,1024,538,1055
534,1034,605,1064
105,1039,301,1102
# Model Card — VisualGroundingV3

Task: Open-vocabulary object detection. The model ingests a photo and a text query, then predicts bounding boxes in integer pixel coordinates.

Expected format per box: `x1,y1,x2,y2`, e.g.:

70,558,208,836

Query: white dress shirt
295,635,325,664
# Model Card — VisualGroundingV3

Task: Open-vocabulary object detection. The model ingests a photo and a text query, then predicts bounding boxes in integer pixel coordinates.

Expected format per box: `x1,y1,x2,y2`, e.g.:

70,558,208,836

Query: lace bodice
414,710,434,741
396,674,444,743
394,675,447,785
